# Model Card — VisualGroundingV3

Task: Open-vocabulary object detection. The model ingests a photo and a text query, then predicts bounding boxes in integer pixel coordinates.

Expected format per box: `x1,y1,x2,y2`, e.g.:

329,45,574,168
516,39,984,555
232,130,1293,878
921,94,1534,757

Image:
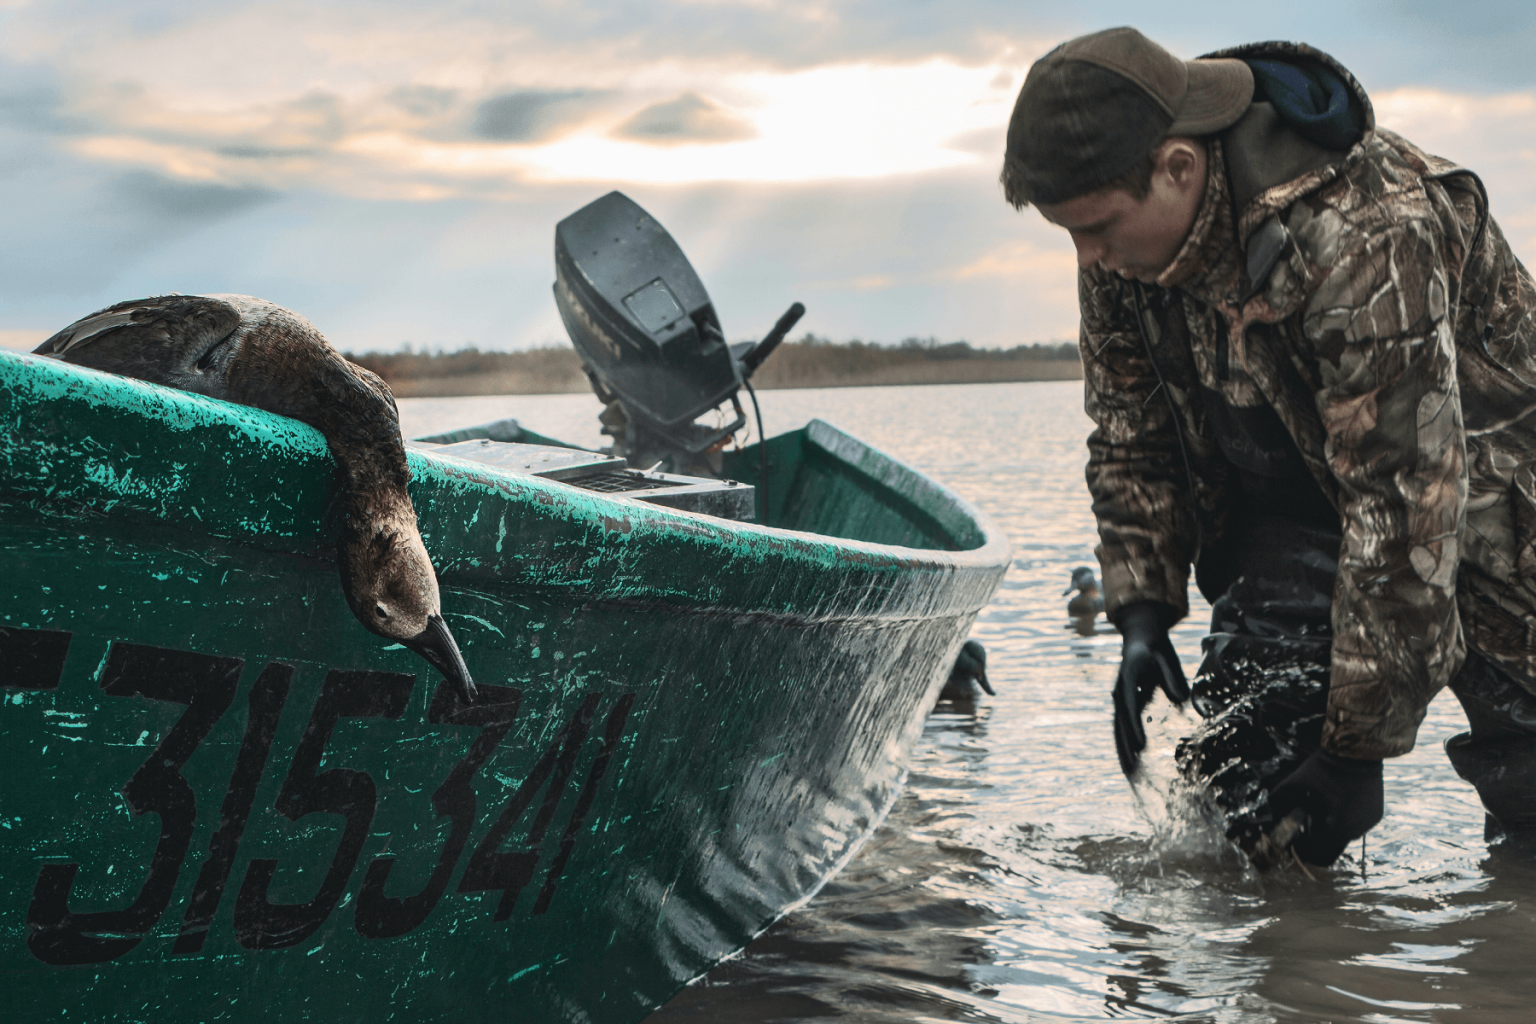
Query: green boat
0,346,1010,1022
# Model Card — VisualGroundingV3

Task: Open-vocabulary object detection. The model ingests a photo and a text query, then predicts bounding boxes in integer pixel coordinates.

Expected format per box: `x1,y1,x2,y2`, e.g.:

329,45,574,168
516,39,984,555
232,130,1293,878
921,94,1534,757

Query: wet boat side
0,351,1009,1023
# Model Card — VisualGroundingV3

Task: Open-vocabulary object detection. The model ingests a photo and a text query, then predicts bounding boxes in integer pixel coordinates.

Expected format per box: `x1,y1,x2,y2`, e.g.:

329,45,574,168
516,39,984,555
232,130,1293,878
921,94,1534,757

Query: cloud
0,55,90,138
0,81,73,134
512,61,1013,185
0,1,1043,199
471,90,611,143
1373,86,1536,251
6,0,1536,359
77,86,348,155
612,93,756,144
39,58,1013,194
387,85,458,118
109,171,278,223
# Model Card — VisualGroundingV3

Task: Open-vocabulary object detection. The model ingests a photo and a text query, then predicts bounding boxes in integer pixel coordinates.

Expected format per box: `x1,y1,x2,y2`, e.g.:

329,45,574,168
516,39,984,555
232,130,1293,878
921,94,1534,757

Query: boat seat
410,438,757,521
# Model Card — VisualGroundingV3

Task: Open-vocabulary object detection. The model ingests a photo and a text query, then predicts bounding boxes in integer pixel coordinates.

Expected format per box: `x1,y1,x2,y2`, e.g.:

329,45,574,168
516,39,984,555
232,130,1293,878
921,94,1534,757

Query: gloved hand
1112,601,1189,776
1267,749,1383,866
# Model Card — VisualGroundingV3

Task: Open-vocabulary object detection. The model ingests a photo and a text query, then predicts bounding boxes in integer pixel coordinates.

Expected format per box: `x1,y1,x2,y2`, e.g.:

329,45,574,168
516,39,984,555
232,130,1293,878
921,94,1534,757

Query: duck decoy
937,638,994,703
1064,566,1104,634
34,293,477,701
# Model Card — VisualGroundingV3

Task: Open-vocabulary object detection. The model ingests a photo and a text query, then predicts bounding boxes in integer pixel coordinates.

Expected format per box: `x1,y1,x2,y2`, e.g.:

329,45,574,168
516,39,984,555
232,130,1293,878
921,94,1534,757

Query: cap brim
1167,58,1253,135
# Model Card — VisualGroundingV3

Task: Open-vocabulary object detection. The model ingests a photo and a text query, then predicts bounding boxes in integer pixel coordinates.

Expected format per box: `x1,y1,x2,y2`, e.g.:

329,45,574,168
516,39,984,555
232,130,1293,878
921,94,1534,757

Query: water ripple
400,382,1511,1024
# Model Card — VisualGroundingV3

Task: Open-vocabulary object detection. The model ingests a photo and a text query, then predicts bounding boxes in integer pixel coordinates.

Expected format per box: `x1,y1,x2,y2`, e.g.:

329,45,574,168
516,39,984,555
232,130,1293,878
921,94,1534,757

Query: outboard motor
554,191,803,475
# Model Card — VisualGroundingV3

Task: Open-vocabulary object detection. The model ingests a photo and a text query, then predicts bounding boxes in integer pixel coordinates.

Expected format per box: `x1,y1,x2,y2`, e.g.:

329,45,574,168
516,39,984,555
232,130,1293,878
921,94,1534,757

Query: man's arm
1304,220,1469,760
1080,266,1203,622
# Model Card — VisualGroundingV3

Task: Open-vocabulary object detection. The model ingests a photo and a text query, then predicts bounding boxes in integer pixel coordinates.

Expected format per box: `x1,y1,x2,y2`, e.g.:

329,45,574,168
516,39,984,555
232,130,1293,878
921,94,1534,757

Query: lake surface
399,382,1524,1024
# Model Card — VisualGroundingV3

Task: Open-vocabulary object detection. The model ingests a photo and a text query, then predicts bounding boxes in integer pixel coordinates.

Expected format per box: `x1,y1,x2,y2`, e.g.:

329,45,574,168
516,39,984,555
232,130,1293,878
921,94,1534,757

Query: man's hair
1096,150,1158,200
1001,145,1158,210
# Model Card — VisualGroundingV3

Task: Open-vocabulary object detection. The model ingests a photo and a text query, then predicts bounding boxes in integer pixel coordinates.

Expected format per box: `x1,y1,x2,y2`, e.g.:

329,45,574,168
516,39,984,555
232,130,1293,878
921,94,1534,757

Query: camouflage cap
1002,27,1253,207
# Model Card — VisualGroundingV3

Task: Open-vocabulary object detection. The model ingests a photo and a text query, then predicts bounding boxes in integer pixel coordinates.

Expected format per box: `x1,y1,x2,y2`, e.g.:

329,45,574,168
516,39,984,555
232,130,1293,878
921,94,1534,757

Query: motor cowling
553,191,802,473
554,192,739,433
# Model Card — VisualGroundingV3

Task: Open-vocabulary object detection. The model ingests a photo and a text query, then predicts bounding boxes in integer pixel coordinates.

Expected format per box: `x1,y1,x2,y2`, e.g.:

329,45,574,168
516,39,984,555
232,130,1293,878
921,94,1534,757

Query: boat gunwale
0,350,1011,622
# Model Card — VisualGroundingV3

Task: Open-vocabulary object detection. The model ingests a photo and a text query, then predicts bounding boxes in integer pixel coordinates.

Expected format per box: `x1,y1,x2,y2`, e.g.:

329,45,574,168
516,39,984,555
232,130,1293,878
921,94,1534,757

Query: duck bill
976,668,995,696
403,614,478,703
1061,585,1075,596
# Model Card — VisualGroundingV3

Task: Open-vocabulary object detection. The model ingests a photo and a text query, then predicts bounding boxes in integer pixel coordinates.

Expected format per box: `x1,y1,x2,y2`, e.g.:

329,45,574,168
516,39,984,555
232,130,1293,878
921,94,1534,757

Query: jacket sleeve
1079,266,1201,622
1303,220,1468,759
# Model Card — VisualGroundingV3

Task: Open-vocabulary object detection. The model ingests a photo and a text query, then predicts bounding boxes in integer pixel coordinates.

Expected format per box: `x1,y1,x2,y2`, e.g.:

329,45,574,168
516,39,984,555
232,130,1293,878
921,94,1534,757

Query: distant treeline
354,346,586,396
350,336,1081,397
750,336,1079,390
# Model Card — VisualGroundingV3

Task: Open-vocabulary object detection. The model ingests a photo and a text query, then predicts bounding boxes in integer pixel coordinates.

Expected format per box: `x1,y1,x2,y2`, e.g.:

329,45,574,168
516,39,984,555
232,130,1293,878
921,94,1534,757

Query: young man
1003,28,1536,865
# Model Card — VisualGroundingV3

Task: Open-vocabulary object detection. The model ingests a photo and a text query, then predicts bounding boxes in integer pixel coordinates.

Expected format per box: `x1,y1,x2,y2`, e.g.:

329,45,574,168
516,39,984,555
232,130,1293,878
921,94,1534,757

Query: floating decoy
34,293,476,700
937,638,994,703
1064,566,1104,634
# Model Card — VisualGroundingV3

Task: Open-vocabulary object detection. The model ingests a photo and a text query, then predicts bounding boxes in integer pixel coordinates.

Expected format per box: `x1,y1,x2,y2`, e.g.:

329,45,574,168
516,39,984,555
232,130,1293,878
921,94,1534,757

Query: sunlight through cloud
348,60,1018,187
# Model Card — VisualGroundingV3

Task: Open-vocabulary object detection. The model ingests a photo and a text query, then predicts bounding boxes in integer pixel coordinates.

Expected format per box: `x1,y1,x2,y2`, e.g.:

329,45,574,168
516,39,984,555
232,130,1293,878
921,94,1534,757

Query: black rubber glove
1267,750,1383,867
1112,600,1189,776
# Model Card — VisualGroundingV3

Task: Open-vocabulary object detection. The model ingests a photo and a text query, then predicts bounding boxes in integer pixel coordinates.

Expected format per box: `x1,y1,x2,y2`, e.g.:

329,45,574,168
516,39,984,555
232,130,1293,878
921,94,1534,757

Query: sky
2,0,1536,354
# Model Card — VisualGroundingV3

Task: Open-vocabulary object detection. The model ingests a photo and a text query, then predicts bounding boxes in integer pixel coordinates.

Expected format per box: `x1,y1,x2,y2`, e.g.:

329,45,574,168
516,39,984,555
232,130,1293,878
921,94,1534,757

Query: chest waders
1182,379,1343,852
1134,274,1344,850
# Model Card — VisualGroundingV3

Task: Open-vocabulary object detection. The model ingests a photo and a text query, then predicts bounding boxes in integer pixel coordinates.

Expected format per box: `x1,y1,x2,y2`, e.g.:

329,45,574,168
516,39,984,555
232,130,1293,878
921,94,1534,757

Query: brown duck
34,293,476,701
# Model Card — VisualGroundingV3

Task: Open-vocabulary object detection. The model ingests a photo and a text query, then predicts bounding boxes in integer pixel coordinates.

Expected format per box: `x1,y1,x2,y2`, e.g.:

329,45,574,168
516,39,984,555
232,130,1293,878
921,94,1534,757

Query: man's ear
1155,137,1205,194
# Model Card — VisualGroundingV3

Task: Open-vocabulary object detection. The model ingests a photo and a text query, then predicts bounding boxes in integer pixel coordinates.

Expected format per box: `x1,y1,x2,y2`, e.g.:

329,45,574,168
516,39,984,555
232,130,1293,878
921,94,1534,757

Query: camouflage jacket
1081,42,1536,759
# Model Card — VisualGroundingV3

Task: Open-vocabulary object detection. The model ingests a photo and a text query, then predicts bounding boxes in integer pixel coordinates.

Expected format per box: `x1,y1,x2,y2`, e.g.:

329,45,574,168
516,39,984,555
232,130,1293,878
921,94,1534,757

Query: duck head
1062,566,1099,596
951,638,994,695
339,510,477,703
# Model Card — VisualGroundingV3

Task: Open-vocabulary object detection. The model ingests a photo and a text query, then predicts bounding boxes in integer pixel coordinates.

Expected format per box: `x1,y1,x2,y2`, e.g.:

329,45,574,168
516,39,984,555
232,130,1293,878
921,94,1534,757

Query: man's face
1035,143,1206,283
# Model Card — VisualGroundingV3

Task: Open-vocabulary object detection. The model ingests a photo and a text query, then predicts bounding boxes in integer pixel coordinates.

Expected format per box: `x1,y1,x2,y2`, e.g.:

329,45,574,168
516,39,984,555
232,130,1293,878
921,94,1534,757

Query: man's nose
1070,234,1104,270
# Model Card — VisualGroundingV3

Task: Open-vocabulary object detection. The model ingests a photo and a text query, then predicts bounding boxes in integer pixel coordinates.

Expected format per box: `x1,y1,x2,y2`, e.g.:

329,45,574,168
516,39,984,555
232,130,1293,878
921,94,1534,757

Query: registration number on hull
1,626,635,966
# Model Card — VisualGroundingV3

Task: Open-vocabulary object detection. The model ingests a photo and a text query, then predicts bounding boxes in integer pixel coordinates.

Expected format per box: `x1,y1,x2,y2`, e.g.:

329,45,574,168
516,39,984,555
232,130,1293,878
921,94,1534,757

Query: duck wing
35,295,243,396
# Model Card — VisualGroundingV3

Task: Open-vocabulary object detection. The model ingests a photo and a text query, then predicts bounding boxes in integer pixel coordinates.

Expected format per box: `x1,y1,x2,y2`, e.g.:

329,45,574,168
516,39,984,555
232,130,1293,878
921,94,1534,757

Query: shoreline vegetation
351,336,1082,397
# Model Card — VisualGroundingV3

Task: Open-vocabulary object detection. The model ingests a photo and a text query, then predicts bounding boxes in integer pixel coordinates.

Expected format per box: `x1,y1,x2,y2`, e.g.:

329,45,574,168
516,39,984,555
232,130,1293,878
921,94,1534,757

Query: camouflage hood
1202,41,1376,134
1077,42,1536,759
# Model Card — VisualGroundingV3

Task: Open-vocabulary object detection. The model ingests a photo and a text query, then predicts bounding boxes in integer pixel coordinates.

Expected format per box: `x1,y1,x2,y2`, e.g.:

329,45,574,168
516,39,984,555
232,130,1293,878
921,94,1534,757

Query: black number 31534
2,630,634,966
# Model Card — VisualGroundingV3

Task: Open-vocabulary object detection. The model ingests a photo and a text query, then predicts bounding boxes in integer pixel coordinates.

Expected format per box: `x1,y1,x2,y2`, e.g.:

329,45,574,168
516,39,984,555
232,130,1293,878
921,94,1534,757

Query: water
398,382,1525,1024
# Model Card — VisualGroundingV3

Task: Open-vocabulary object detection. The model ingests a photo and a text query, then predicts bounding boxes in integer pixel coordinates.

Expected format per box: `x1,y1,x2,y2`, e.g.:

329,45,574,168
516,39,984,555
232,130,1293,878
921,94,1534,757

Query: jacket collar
1155,139,1243,309
1198,41,1376,250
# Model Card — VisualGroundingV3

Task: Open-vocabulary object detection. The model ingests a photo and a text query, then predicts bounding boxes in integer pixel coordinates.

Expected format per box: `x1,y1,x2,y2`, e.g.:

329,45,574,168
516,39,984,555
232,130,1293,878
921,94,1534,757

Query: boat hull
0,351,1009,1022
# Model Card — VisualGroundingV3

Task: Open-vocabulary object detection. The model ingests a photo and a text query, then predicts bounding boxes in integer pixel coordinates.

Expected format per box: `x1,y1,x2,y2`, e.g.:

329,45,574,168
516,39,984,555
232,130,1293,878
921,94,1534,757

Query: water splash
1127,695,1248,872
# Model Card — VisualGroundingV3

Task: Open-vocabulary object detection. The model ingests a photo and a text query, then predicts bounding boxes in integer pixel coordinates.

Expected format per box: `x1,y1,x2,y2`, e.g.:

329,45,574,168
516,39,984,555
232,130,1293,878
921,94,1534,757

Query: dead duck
1064,566,1104,633
937,639,993,703
34,293,476,701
